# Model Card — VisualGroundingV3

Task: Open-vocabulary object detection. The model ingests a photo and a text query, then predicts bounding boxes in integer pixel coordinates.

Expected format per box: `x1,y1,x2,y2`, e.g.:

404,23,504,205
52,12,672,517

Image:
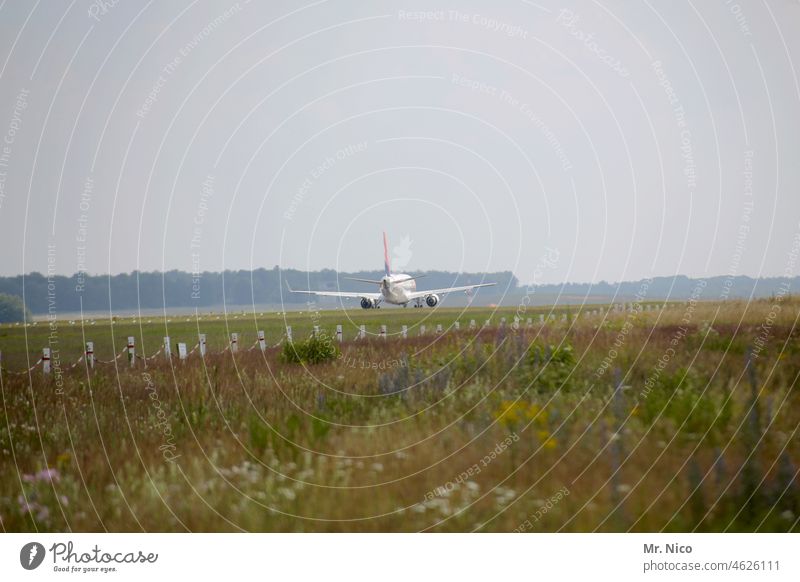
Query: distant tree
0,293,30,323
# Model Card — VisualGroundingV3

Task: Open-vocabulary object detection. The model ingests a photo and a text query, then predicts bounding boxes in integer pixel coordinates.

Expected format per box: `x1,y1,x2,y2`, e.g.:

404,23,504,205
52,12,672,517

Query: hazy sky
0,0,798,285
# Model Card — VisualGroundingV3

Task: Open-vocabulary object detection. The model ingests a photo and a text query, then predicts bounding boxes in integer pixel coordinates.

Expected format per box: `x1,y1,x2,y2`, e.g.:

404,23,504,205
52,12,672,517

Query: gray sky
0,0,798,285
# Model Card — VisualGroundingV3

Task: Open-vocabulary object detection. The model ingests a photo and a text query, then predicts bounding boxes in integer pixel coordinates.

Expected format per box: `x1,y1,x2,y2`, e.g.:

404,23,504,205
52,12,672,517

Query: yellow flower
537,430,557,450
494,401,548,428
56,452,71,467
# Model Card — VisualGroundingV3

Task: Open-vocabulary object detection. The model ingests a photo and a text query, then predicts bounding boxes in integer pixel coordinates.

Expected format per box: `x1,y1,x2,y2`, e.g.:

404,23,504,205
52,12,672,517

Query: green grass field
0,304,606,370
1,298,798,532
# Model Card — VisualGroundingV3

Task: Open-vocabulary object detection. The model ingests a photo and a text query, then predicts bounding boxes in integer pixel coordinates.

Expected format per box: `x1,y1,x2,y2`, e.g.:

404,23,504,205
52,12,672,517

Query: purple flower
36,506,50,522
35,468,60,483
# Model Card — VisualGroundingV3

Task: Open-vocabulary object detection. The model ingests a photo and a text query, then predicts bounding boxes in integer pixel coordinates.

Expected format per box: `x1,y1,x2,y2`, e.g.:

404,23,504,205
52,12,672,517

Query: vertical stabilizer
383,231,391,276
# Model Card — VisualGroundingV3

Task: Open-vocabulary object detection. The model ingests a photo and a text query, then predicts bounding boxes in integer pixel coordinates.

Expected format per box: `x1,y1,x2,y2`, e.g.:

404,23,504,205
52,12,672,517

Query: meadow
1,298,798,532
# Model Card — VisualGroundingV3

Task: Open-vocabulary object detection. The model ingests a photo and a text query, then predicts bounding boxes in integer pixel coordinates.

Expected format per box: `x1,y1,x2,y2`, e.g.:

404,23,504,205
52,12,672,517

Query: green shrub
281,335,340,365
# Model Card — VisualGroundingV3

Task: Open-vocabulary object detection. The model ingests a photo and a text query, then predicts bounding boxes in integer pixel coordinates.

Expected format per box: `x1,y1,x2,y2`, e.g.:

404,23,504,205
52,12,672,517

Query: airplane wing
407,282,496,299
286,282,381,301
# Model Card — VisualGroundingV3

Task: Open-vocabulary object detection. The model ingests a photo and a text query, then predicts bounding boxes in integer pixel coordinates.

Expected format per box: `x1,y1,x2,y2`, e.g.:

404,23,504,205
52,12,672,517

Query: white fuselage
380,274,417,305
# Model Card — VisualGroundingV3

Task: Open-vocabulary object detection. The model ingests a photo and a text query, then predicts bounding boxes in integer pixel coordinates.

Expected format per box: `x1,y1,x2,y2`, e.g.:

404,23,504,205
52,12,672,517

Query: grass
0,298,798,532
0,305,597,369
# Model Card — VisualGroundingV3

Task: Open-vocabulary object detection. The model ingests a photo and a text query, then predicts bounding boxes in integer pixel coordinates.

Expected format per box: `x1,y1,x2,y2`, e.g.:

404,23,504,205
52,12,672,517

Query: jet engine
425,294,440,307
360,297,376,309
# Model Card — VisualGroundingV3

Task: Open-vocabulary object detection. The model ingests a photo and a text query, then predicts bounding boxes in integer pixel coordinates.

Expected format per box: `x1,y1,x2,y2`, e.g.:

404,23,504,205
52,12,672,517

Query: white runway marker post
199,333,207,357
163,337,171,360
178,342,187,361
380,324,387,339
336,325,343,342
258,330,266,351
420,325,426,336
127,337,135,367
454,321,460,331
540,314,545,324
470,319,476,329
359,325,366,340
527,318,532,327
42,347,51,374
85,342,94,369
401,325,408,338
436,324,442,334
230,333,238,353
286,326,292,343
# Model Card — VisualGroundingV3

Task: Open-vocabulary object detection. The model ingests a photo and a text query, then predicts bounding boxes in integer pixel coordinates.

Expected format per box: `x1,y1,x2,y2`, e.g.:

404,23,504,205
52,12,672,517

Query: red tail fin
383,232,391,276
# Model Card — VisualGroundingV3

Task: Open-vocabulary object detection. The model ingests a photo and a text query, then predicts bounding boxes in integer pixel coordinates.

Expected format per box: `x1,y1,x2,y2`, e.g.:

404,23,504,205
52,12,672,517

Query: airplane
286,232,496,308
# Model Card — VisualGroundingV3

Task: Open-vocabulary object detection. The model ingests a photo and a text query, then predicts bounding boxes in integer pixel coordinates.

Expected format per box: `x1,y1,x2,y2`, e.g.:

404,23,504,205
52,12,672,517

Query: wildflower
278,487,296,501
35,468,60,483
537,430,557,450
495,401,546,429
